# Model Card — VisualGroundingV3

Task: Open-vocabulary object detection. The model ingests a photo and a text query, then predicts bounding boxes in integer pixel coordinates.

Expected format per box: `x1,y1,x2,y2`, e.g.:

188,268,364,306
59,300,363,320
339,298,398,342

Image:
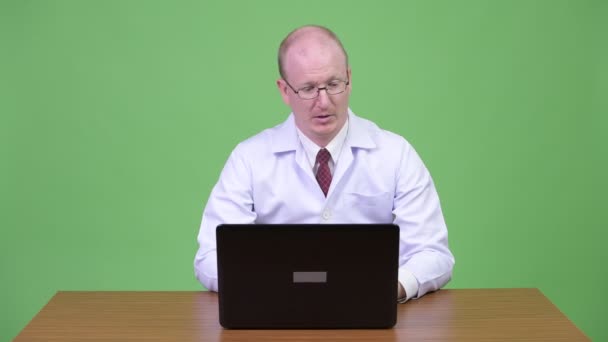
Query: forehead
283,36,347,82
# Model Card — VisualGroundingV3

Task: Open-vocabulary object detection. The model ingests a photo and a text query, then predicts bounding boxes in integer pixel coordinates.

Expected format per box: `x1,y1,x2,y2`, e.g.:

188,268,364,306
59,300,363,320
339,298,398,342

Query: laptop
216,223,399,329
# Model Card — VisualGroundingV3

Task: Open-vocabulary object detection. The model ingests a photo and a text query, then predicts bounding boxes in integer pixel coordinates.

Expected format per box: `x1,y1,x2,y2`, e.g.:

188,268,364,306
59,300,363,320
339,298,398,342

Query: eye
327,81,341,89
299,86,315,93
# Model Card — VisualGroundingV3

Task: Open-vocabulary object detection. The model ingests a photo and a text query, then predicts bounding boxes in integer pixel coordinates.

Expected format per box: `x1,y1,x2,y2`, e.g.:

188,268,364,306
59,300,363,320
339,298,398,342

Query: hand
398,281,406,300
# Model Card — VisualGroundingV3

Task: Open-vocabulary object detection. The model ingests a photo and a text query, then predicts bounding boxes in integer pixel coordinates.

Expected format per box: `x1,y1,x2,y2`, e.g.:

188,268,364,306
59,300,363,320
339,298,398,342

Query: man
194,25,454,302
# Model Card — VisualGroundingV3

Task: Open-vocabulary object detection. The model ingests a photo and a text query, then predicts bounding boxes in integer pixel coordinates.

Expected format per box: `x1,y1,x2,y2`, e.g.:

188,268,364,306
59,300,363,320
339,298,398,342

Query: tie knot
316,148,331,165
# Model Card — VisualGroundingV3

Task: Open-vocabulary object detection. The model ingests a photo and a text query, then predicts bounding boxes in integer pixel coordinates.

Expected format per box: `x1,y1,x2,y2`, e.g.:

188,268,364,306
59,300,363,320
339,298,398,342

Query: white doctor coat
194,110,454,299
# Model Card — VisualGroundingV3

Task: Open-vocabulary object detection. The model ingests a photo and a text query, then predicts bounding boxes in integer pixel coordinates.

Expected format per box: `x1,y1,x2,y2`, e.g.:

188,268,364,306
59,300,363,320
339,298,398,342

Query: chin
313,127,337,137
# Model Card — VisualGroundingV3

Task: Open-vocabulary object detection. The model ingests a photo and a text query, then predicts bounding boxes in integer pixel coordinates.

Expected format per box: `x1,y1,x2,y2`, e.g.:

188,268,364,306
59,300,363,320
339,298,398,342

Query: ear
346,67,353,94
347,67,352,89
276,79,291,106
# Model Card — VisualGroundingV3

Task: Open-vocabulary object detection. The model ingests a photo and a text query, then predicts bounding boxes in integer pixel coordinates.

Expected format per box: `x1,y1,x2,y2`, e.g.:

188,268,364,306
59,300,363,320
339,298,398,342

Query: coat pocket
343,192,392,208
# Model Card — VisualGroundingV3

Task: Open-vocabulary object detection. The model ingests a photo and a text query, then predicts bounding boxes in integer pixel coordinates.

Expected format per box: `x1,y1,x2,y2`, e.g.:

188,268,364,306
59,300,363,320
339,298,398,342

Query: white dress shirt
295,117,348,175
194,109,454,302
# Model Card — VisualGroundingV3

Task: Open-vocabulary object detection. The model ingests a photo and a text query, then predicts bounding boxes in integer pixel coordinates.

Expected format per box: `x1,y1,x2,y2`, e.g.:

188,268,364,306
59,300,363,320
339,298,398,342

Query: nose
315,88,331,109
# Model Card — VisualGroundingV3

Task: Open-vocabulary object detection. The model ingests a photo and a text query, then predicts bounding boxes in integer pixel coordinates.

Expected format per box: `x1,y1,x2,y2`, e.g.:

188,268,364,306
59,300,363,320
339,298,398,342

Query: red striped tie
316,148,332,197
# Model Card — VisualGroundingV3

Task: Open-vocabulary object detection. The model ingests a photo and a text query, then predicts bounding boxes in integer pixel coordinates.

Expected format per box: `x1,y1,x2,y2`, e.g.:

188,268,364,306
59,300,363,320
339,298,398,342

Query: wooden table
14,288,589,341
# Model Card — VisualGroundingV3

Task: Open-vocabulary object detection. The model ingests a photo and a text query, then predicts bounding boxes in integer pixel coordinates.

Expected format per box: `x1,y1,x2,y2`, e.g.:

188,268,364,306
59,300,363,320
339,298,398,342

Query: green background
1,0,606,340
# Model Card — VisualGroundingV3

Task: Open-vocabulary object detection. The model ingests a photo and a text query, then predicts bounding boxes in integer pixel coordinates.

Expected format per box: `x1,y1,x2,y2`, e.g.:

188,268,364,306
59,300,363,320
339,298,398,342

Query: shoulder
230,115,294,159
350,112,430,179
350,112,413,152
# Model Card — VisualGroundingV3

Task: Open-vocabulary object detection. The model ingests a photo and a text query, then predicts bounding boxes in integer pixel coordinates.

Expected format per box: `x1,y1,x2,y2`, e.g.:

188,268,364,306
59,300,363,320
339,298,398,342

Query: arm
393,141,454,300
194,148,257,291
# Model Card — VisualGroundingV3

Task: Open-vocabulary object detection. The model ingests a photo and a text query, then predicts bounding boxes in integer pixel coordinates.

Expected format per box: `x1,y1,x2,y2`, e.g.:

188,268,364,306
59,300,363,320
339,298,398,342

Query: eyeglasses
284,78,350,100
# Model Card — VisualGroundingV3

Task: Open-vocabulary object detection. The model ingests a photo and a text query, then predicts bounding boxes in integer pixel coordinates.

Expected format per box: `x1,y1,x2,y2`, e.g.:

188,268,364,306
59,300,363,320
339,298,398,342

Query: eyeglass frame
282,75,350,100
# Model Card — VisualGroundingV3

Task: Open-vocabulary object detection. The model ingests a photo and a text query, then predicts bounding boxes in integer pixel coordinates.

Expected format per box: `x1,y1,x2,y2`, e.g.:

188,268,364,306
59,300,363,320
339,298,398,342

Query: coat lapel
270,114,317,184
269,110,378,200
328,110,376,198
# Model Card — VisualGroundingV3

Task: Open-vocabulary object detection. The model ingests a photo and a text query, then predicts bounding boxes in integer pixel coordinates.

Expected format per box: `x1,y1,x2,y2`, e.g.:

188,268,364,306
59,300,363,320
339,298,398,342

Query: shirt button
322,210,331,220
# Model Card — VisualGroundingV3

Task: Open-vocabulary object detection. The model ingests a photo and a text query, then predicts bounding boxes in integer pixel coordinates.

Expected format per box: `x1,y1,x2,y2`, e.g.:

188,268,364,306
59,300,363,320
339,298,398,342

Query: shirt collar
296,118,349,169
270,108,376,153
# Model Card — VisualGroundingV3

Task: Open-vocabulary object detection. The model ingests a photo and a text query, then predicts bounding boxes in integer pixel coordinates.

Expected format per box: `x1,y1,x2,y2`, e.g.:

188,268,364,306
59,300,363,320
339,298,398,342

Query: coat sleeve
193,147,257,291
393,140,454,299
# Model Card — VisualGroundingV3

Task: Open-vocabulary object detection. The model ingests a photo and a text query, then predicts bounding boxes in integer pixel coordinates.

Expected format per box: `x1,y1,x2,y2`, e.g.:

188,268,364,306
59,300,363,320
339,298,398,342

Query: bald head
278,25,349,80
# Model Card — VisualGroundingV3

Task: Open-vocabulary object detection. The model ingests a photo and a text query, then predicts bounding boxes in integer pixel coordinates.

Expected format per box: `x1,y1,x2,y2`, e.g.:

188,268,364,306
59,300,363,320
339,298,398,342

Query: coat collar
270,108,376,153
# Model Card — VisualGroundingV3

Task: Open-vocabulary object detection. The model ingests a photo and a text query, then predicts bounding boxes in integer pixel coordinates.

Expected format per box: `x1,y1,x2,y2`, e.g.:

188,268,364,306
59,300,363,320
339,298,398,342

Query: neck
309,135,333,148
299,120,347,148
